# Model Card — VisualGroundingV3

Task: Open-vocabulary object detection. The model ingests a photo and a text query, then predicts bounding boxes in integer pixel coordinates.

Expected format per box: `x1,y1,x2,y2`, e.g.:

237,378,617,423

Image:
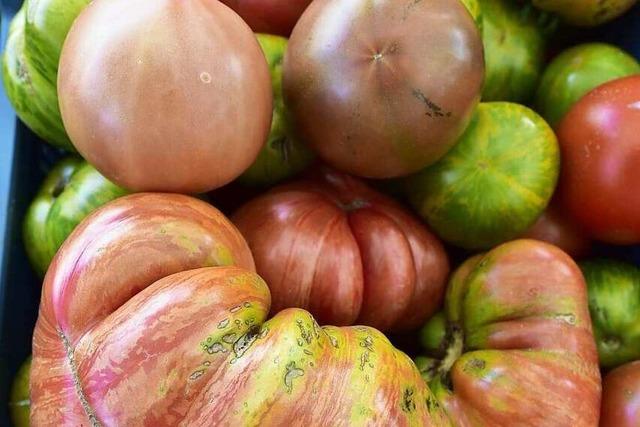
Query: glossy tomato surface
31,213,601,426
58,0,272,193
479,0,549,103
30,194,256,425
283,0,484,178
220,0,312,36
601,361,640,427
419,240,601,426
558,75,640,244
535,43,640,128
407,102,559,250
232,167,449,332
23,157,128,277
580,259,640,368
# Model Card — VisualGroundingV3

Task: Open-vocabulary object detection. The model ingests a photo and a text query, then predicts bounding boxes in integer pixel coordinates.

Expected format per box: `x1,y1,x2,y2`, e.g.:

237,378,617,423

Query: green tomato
24,157,128,277
238,34,313,188
406,102,559,250
2,0,91,150
9,357,30,427
24,0,91,85
532,0,637,27
580,259,640,369
535,43,640,128
419,311,447,358
479,0,551,103
2,6,72,150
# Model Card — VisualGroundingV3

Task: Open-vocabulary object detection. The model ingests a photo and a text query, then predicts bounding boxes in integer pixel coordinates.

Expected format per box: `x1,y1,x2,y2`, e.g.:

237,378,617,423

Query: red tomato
232,167,450,332
601,361,640,427
523,200,592,259
220,0,312,36
557,75,640,244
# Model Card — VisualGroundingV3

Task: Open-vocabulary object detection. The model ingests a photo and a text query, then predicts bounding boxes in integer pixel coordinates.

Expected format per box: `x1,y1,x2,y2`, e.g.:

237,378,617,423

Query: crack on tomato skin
231,325,261,363
553,313,577,325
284,361,305,394
59,329,102,427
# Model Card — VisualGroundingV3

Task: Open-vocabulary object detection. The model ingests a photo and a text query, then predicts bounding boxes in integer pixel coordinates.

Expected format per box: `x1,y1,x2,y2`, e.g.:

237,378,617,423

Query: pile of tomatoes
2,0,640,426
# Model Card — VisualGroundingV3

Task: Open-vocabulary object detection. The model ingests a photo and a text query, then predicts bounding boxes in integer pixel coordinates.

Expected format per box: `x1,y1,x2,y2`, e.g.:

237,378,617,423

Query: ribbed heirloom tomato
30,191,601,426
232,167,450,332
558,75,640,244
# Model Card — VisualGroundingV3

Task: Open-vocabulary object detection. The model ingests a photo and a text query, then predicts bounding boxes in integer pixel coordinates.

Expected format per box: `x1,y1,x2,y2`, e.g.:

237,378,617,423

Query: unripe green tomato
406,102,559,250
581,259,640,369
479,0,551,102
238,34,313,187
535,43,640,128
23,157,128,277
532,0,637,27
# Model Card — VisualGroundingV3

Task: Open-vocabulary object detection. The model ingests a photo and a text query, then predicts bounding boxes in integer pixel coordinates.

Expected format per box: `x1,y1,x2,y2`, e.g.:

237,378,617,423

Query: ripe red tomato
220,0,312,36
557,75,640,244
601,361,640,427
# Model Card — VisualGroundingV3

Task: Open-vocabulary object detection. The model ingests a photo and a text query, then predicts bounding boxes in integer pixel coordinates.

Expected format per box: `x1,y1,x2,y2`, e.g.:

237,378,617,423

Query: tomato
9,357,30,427
407,102,559,250
414,242,600,425
58,0,272,193
23,157,128,277
601,361,640,427
535,43,640,128
2,0,91,150
220,0,311,36
283,0,484,178
523,200,592,258
479,0,549,103
232,167,449,332
30,194,256,425
32,208,601,426
557,75,640,244
532,0,637,26
580,259,640,368
238,34,314,188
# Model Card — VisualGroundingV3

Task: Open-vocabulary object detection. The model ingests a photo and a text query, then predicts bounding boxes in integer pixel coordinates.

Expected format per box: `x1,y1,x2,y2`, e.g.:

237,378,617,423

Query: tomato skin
557,75,640,244
601,361,640,427
407,102,559,250
523,201,591,259
535,43,640,128
283,0,484,179
220,0,312,36
232,167,449,332
58,0,273,194
580,259,640,369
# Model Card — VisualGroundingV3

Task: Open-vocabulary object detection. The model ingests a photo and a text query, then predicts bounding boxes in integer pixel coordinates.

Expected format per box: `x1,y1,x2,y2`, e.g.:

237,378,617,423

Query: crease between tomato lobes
232,168,449,332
